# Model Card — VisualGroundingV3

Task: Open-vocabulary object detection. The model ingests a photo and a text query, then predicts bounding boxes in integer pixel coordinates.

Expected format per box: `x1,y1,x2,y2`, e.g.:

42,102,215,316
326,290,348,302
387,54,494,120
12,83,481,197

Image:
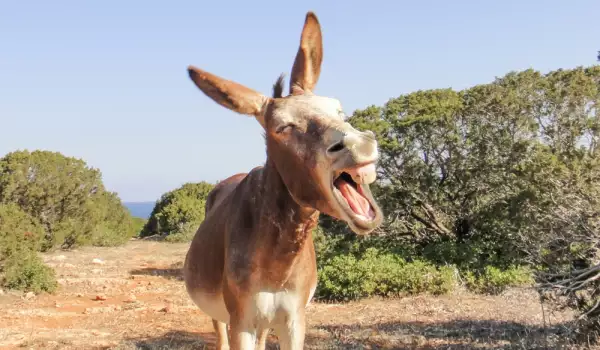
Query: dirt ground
0,240,582,349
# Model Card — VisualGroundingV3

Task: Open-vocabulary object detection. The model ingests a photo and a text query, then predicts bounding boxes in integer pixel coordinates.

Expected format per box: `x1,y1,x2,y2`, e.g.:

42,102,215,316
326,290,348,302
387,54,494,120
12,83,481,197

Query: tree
141,182,215,241
343,64,600,339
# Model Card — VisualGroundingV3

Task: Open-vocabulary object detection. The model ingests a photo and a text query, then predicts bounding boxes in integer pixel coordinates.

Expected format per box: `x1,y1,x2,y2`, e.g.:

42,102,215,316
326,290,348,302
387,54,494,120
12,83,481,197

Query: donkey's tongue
334,178,372,218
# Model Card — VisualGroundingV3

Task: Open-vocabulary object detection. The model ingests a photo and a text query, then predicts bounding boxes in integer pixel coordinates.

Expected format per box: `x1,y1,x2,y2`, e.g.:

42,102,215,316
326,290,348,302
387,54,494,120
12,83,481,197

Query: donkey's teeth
347,163,377,184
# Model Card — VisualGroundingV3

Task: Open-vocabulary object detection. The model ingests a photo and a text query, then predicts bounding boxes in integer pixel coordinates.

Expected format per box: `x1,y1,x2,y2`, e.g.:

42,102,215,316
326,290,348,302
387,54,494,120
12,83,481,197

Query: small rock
95,294,107,301
0,288,4,295
126,294,137,302
91,268,103,274
54,301,61,308
113,305,122,311
63,263,76,269
52,255,67,261
92,258,105,265
76,293,84,297
158,305,170,313
84,306,113,314
24,292,35,300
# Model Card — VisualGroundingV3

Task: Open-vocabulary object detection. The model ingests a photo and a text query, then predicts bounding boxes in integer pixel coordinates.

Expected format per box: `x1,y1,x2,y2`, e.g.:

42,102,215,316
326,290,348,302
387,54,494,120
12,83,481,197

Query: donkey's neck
256,158,319,257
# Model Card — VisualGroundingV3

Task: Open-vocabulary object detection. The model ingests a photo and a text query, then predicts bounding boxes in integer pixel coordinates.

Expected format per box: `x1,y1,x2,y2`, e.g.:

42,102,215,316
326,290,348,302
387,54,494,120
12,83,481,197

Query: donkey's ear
188,66,270,127
290,12,323,95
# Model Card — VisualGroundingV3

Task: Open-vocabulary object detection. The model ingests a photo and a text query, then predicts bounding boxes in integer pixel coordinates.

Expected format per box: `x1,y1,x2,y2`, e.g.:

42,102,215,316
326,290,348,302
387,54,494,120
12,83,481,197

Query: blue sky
1,0,598,201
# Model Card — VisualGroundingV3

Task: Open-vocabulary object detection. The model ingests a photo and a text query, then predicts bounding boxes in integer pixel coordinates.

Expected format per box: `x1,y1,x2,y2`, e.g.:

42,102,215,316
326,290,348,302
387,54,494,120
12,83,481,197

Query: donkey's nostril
327,142,345,154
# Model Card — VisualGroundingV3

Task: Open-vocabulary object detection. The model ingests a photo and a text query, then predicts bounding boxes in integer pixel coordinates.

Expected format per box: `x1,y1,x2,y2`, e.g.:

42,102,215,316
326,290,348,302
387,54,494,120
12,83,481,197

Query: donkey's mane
272,74,286,98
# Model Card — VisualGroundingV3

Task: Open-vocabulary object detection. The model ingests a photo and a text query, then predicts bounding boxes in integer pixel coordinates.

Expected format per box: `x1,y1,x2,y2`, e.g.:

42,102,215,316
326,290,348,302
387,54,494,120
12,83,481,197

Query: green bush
420,238,519,271
141,182,214,239
313,225,535,300
316,247,456,301
0,204,57,293
2,251,57,293
463,265,534,294
0,150,136,249
131,217,147,236
87,191,138,247
0,204,45,259
163,222,198,243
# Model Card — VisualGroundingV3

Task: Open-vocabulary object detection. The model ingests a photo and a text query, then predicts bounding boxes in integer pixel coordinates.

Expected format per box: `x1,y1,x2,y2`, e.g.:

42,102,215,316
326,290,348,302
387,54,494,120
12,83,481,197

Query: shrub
316,247,456,301
141,182,214,239
312,224,349,265
463,265,534,294
421,238,519,271
163,222,199,243
0,204,45,259
88,191,138,247
0,150,136,249
0,204,57,293
131,217,147,236
2,251,57,293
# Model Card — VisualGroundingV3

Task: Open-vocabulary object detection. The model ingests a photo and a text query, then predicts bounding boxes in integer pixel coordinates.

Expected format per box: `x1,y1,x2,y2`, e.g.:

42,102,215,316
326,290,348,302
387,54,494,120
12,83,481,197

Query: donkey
183,12,383,350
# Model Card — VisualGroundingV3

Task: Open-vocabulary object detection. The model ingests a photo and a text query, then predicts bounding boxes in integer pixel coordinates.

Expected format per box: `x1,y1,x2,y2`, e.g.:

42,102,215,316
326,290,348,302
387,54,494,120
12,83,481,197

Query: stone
92,258,105,265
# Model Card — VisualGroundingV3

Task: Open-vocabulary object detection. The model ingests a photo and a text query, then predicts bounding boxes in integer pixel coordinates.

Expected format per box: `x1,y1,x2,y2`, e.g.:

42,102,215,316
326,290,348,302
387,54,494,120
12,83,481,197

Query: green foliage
313,225,533,300
163,222,198,243
87,191,138,247
0,204,45,259
316,247,456,301
131,217,147,236
141,182,214,239
341,64,600,339
347,67,600,261
0,204,57,293
2,251,57,293
0,150,136,250
463,266,534,295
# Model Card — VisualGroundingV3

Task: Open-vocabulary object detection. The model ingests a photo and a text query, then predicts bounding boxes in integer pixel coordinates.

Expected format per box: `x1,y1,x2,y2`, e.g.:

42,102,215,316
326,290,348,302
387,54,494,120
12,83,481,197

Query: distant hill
123,201,155,219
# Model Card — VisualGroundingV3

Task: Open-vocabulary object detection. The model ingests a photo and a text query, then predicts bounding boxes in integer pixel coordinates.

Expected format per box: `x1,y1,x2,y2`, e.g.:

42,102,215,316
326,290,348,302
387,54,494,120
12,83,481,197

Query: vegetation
131,217,147,236
0,204,57,293
0,150,137,250
316,246,456,301
313,224,531,300
316,65,600,340
140,182,214,240
0,150,136,293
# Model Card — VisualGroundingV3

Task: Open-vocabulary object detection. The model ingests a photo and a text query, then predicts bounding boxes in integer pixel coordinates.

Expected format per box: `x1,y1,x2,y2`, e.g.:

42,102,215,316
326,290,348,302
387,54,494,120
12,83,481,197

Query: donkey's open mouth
332,163,382,231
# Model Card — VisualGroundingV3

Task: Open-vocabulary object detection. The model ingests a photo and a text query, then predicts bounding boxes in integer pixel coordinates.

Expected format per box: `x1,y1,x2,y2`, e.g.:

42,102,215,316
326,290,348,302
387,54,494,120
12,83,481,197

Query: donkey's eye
276,124,295,134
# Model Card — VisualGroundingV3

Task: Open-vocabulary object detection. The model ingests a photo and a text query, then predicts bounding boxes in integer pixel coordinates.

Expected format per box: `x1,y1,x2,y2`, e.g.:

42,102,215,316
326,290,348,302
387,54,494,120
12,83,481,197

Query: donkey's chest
249,288,306,324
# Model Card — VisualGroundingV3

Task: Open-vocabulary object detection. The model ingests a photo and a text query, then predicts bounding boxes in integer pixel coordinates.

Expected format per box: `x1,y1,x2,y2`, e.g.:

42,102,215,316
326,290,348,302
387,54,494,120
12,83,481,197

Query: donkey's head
188,12,382,234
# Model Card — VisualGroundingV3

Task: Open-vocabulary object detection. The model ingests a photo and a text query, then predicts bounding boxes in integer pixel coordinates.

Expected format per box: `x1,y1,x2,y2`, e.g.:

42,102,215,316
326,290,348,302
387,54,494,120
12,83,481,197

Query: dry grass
0,240,586,349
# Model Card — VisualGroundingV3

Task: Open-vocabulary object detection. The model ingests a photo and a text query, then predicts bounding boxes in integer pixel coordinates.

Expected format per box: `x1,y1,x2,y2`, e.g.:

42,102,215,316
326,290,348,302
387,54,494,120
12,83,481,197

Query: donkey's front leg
212,319,230,350
275,309,306,350
256,328,270,349
229,314,257,350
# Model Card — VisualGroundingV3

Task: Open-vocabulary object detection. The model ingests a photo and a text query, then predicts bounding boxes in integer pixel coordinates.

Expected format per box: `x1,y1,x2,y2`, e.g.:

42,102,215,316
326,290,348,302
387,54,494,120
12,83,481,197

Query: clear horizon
2,0,598,202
